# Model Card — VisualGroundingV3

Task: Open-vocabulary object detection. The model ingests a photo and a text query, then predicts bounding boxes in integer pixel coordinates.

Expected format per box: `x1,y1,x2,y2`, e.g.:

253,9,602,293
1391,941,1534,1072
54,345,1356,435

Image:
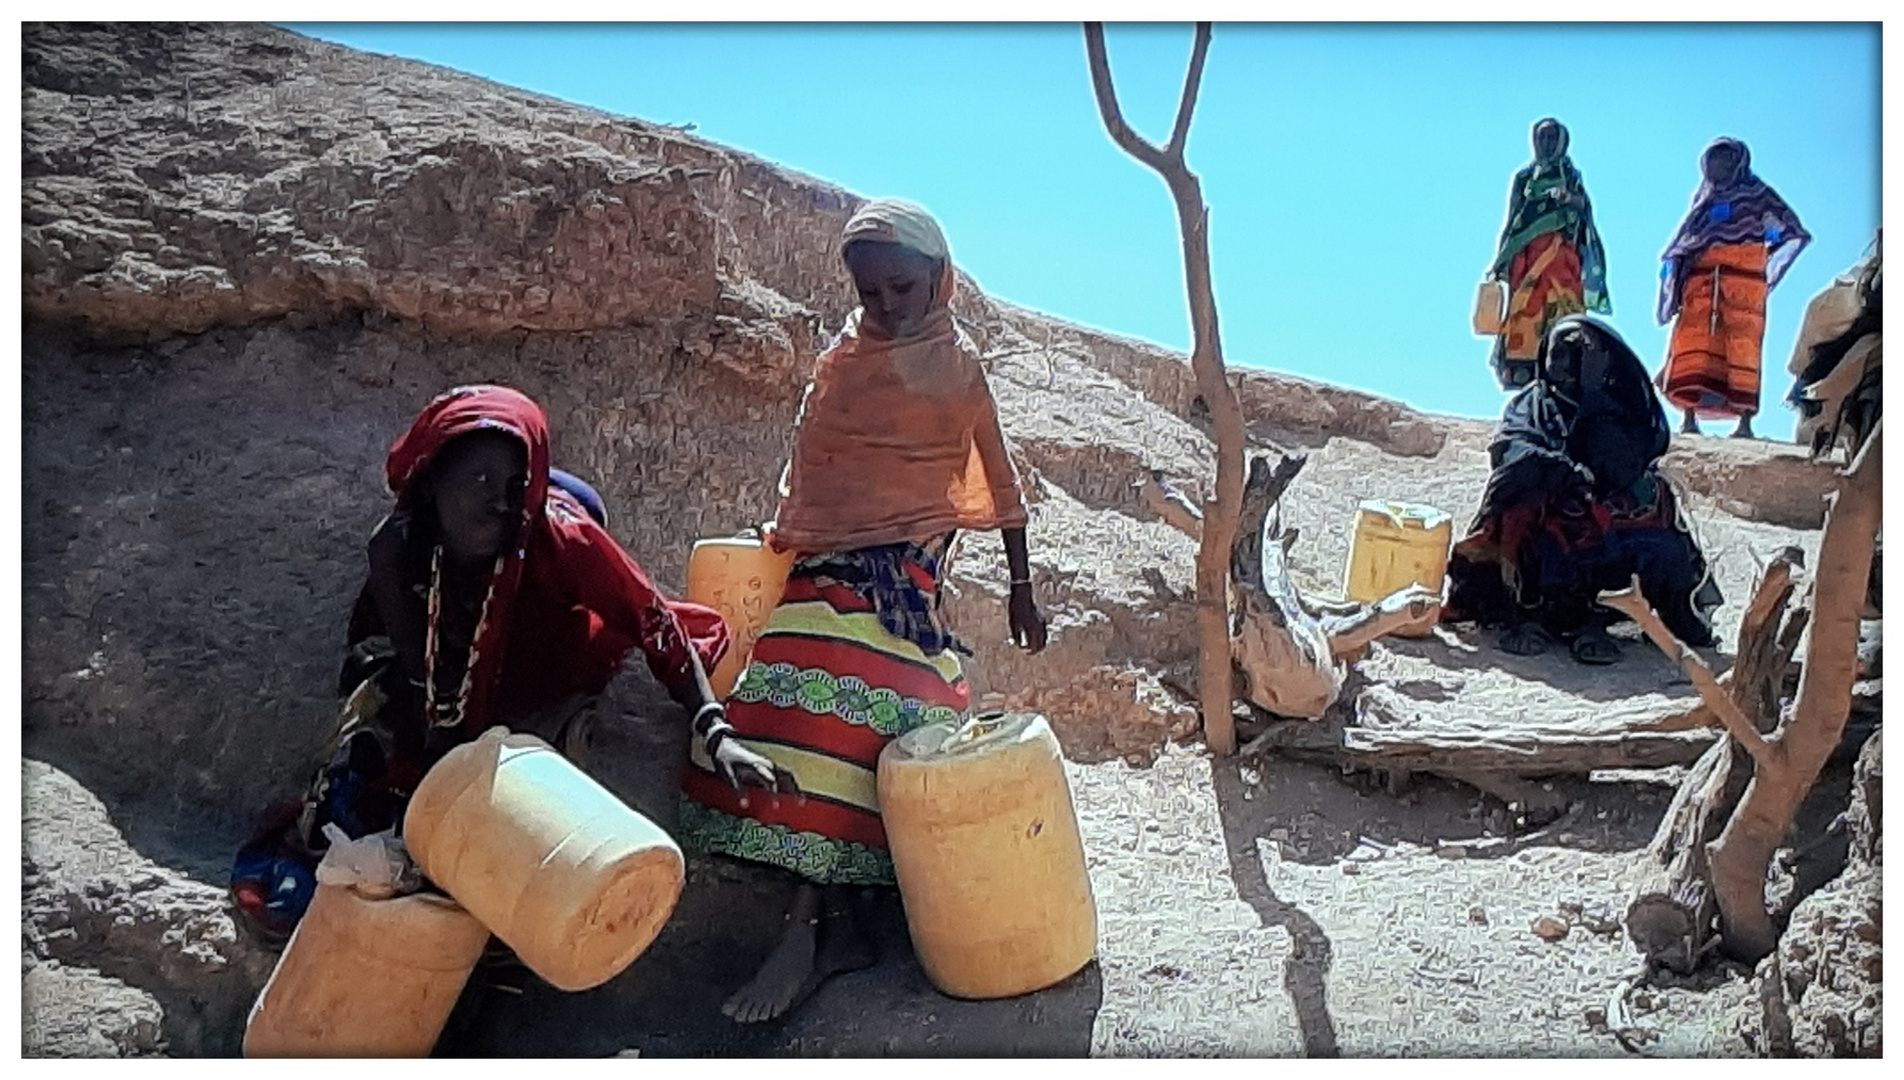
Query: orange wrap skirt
1659,242,1768,419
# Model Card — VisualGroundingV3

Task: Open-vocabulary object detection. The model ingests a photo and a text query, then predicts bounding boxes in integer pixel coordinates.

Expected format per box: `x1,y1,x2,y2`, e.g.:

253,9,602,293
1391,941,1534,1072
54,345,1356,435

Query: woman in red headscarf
231,385,767,938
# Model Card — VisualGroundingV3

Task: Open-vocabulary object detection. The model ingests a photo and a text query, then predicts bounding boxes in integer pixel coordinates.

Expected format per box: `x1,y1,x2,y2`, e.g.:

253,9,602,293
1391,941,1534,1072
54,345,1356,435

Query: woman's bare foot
1730,415,1756,439
723,883,875,1024
1679,409,1701,436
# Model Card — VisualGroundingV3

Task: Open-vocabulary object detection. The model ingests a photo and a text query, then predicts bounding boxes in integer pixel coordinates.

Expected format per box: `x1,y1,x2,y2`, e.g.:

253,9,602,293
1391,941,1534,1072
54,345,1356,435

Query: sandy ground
412,684,1788,1058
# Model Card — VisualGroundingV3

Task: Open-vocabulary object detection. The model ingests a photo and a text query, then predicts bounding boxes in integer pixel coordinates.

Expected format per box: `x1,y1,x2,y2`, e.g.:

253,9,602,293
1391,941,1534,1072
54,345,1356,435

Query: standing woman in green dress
1486,118,1612,389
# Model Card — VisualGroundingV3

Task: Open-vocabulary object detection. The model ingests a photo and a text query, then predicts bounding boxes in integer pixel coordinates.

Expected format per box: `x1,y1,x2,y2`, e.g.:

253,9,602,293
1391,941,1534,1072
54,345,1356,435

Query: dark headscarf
1657,137,1811,323
1478,315,1669,521
1492,118,1611,314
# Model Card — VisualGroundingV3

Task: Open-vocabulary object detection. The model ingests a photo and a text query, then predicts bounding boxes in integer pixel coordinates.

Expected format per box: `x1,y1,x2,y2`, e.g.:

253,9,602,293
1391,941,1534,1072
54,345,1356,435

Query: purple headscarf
1656,137,1811,324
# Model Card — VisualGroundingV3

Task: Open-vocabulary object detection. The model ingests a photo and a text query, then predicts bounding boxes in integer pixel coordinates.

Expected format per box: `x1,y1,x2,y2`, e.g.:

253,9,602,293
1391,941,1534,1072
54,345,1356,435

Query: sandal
1500,622,1555,657
1570,626,1622,666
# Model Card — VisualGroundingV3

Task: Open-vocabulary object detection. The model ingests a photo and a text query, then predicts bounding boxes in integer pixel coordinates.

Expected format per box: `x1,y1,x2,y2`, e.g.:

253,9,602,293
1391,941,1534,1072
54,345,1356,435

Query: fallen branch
1596,578,1778,771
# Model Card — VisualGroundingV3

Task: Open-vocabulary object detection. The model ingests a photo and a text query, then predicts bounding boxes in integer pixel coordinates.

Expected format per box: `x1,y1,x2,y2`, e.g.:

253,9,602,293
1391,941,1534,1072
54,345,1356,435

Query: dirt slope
21,22,1859,1058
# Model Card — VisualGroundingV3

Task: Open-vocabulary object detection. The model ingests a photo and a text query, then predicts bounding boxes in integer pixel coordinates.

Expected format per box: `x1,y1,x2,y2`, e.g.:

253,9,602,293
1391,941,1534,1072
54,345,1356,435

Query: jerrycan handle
939,710,1010,754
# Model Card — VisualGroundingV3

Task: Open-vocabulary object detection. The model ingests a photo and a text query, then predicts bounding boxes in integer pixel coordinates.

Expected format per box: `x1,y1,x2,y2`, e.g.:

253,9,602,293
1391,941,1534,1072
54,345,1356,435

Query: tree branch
1597,577,1780,771
1083,23,1170,172
1164,23,1212,160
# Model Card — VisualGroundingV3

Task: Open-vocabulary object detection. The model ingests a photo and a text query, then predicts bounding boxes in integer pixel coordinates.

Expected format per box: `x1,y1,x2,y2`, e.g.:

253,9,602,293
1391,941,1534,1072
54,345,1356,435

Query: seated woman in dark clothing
1445,315,1723,665
231,385,777,937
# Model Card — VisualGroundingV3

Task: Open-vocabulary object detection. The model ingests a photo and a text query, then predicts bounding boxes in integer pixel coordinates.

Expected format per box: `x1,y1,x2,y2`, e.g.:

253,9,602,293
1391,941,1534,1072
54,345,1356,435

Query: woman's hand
1008,582,1047,653
713,738,801,797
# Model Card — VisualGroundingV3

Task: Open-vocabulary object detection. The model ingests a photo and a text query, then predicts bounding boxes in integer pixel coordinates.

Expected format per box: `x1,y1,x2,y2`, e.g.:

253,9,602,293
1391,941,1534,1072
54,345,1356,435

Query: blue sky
290,23,1880,436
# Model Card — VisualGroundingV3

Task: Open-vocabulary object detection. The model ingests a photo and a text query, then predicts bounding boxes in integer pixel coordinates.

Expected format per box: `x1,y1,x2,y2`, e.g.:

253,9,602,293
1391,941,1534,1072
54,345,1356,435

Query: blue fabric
796,539,969,656
229,850,317,938
548,468,608,527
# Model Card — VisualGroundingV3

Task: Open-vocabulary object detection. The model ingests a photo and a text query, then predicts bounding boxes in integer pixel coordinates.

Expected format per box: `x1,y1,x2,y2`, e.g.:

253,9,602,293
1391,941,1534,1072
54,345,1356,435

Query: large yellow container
403,727,685,991
877,711,1097,1000
242,885,489,1057
1343,500,1454,636
686,535,797,698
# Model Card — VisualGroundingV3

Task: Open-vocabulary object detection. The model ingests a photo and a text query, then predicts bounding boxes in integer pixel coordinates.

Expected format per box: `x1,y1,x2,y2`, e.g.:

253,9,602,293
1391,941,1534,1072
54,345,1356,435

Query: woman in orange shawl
679,199,1048,1023
1656,137,1810,438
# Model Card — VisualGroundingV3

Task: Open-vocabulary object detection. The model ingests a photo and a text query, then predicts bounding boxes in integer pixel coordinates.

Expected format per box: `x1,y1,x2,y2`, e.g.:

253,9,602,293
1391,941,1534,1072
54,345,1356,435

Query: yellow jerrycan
686,533,797,698
1342,499,1454,636
877,711,1097,1000
403,727,685,991
242,885,489,1057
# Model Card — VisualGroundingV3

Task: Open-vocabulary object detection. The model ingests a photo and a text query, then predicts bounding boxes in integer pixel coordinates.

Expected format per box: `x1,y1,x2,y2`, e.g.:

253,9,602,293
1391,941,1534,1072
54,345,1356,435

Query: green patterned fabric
677,799,898,886
731,660,962,737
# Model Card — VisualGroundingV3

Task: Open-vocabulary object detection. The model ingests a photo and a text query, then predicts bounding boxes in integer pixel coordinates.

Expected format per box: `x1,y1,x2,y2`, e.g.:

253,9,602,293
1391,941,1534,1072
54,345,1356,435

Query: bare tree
1084,22,1247,754
1603,421,1883,962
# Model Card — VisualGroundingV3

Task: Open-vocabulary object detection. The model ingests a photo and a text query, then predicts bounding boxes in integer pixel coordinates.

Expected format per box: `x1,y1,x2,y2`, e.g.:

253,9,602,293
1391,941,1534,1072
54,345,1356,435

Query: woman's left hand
1008,583,1047,654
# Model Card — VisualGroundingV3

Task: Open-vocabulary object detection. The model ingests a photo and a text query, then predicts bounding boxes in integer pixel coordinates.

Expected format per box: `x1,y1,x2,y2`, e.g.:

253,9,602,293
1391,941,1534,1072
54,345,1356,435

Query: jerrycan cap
1357,499,1451,530
892,710,1046,761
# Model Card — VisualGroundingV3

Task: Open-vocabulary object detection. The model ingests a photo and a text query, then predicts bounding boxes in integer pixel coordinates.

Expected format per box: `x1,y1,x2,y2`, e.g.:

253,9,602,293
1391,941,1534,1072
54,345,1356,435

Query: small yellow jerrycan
242,885,489,1057
686,533,797,699
877,711,1097,1000
1343,499,1454,636
403,728,685,991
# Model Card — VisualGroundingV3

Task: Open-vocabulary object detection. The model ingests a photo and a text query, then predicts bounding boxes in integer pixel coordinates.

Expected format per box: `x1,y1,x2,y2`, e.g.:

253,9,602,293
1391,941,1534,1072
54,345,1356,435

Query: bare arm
1001,525,1047,653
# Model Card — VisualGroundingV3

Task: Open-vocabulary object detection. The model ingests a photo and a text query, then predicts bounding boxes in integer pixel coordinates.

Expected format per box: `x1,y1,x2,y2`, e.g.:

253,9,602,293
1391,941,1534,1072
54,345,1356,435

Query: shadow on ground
1394,624,1723,703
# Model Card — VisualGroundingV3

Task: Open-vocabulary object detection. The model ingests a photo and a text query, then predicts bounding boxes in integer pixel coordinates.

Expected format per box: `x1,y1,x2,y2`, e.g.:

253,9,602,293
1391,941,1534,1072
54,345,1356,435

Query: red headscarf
371,385,728,737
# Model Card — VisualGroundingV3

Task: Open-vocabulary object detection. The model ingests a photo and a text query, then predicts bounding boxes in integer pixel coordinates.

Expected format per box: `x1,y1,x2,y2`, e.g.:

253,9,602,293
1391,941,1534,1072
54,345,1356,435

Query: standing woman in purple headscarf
1656,137,1810,438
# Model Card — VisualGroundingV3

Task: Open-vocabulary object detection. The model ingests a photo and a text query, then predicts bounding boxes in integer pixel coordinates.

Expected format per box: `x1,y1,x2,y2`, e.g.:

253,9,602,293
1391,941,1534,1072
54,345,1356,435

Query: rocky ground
20,23,1879,1057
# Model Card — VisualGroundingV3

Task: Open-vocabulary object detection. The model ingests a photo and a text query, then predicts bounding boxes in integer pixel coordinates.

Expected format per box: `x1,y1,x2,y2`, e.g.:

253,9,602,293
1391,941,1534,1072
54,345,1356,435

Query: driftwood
1242,696,1719,775
1086,22,1247,754
1224,453,1439,719
1229,453,1336,718
1623,549,1802,972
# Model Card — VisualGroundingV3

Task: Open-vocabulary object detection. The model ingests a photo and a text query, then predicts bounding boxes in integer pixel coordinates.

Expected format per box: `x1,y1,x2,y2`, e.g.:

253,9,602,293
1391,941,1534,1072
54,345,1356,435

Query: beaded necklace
422,545,503,731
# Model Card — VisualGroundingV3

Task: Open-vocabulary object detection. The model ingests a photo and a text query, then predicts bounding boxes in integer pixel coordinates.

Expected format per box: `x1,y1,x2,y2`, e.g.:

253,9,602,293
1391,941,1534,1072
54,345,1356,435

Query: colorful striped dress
678,538,968,886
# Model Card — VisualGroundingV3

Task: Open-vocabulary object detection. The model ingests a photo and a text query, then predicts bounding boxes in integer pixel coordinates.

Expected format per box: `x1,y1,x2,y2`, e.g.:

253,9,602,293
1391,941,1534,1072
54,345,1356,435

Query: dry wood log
1706,423,1883,962
1333,724,1717,774
1242,694,1719,773
1228,453,1338,718
1086,22,1246,754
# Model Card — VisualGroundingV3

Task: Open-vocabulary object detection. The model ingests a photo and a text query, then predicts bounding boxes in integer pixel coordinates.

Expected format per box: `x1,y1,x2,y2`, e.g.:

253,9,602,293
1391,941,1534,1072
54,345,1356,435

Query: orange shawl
771,201,1026,554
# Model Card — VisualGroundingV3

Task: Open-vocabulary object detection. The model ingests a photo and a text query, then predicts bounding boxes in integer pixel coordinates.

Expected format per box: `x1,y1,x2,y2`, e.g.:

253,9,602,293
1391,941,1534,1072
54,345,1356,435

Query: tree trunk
1707,424,1883,962
1084,22,1246,753
1624,547,1804,971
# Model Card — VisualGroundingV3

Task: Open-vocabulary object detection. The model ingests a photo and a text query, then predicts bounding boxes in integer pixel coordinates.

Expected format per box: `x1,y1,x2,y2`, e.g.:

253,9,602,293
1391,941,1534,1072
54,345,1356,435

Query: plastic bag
315,823,422,900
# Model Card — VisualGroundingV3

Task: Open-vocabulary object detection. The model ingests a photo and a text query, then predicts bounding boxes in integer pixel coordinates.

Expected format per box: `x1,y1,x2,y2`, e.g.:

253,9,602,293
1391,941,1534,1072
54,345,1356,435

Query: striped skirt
1660,241,1769,419
1494,231,1587,387
678,559,969,886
